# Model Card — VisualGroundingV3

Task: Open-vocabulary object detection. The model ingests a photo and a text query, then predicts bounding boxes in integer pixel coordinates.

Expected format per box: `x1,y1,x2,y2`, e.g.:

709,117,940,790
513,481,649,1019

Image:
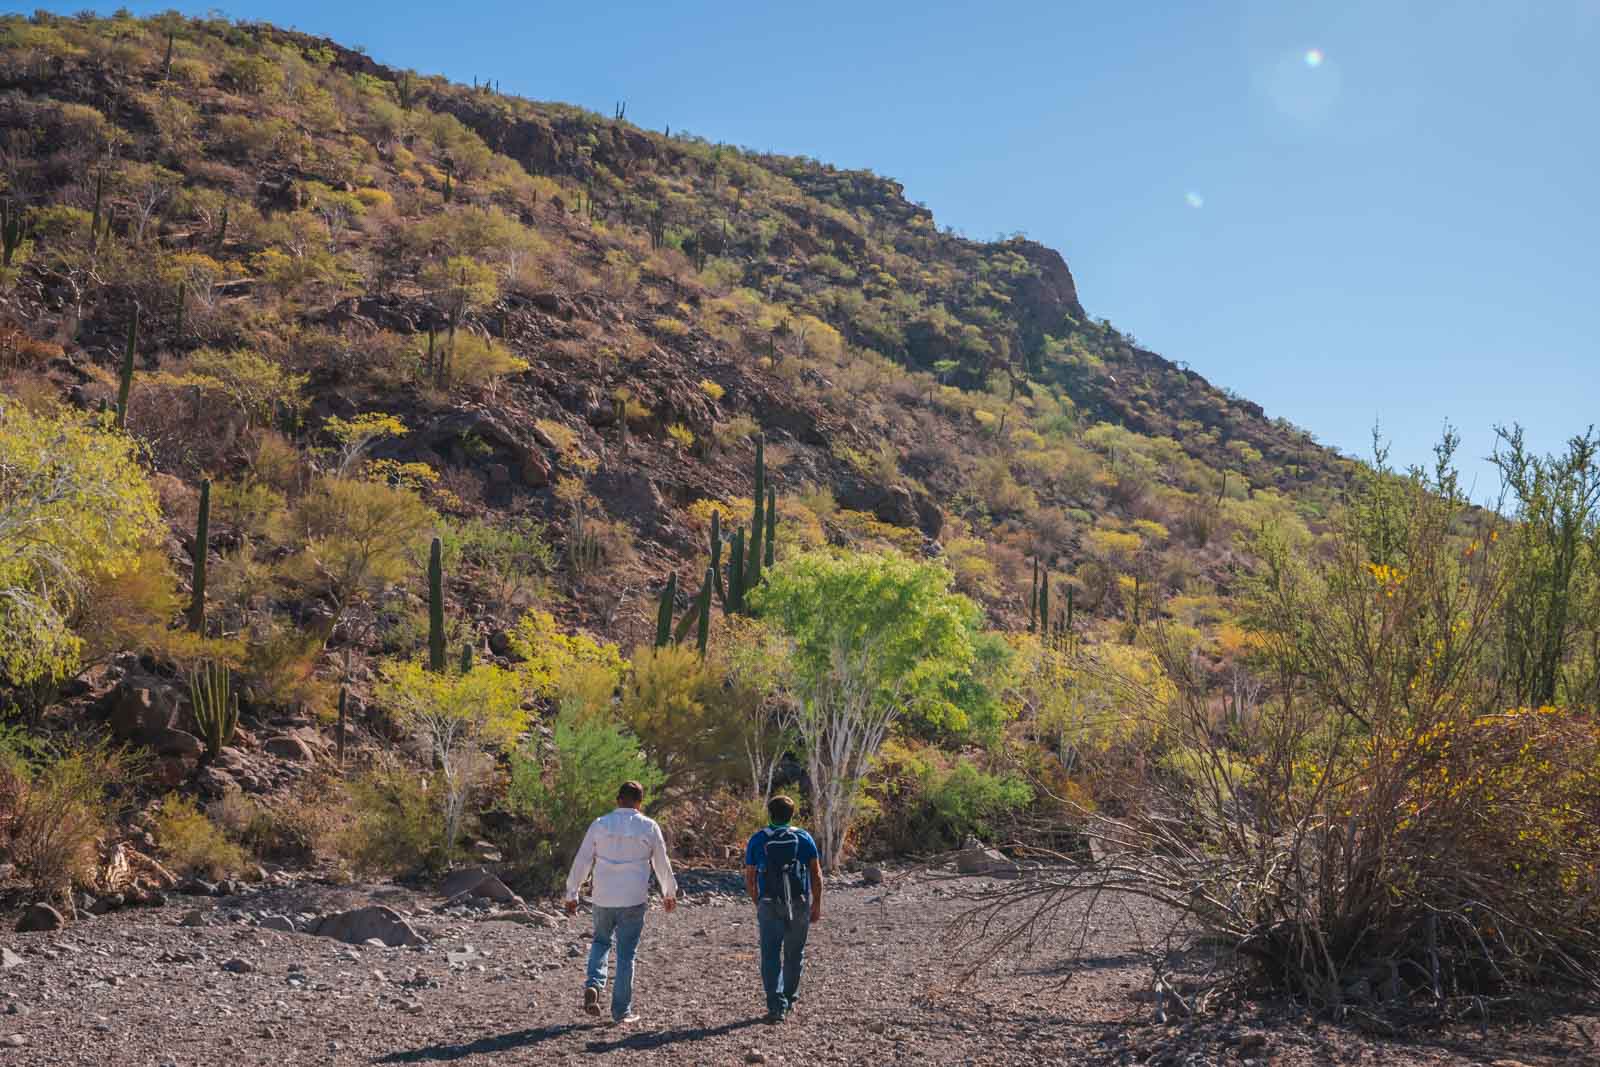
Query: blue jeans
757,898,811,1015
585,903,647,1020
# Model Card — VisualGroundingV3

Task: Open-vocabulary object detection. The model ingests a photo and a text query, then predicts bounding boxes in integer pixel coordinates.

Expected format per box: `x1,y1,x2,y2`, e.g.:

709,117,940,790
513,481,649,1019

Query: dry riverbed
0,868,1593,1066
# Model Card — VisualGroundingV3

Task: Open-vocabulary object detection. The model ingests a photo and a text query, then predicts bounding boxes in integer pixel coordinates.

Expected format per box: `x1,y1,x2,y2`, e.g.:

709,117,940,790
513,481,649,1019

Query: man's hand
563,898,578,917
663,896,677,914
810,902,822,924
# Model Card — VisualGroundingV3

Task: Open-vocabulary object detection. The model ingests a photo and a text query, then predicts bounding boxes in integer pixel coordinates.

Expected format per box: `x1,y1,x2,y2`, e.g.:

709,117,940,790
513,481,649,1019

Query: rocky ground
0,865,1595,1066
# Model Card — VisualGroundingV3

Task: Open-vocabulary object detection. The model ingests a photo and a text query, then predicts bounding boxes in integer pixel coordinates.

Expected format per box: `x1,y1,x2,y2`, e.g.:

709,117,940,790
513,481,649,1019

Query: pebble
221,958,255,974
3,1034,24,1047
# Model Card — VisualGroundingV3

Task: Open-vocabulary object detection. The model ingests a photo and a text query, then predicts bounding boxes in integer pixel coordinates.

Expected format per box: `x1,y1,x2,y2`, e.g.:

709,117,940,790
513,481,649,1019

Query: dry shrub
153,794,246,880
3,742,137,903
333,757,451,877
962,444,1600,1020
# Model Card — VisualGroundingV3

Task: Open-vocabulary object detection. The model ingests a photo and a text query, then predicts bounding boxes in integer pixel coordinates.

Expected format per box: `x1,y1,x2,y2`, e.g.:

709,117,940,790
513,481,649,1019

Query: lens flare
1185,192,1204,209
1304,48,1324,68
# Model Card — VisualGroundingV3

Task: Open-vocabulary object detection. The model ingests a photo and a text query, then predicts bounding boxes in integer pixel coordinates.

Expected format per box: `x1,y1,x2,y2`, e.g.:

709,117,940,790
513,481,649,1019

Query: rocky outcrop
310,905,425,948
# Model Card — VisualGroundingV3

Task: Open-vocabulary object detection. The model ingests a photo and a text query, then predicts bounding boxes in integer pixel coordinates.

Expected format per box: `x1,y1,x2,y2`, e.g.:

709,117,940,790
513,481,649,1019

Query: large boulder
108,677,182,741
955,844,1019,877
263,735,316,763
440,866,518,904
15,904,64,933
146,727,204,759
311,905,425,947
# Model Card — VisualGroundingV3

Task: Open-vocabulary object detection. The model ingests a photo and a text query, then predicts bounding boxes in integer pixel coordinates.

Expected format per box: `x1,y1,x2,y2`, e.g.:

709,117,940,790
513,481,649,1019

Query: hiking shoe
613,1012,640,1026
582,987,600,1017
764,1009,786,1025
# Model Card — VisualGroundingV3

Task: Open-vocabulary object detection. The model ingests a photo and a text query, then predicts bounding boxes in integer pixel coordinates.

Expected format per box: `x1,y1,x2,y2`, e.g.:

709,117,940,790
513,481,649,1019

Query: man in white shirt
563,780,678,1024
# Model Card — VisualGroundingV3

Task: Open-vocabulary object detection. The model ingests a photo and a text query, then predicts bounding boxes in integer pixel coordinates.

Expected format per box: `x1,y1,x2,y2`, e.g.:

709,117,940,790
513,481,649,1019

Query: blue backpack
759,827,809,920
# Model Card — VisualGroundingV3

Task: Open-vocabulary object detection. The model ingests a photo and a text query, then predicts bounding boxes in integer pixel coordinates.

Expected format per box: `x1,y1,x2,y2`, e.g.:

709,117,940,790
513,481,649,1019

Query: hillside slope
0,8,1378,795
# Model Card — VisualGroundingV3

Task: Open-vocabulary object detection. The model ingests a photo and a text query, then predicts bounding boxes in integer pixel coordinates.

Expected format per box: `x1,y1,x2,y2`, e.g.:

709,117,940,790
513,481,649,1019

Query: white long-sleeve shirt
564,807,678,908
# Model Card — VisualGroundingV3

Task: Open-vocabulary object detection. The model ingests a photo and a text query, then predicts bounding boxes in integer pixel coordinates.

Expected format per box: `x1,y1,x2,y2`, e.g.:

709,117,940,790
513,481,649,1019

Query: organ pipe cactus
115,307,138,429
188,479,209,633
428,537,446,672
655,571,678,648
189,662,237,763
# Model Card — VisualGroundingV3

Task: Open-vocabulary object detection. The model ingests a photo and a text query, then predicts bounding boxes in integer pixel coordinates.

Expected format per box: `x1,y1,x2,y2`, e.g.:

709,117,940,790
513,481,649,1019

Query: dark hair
767,795,796,824
617,781,644,805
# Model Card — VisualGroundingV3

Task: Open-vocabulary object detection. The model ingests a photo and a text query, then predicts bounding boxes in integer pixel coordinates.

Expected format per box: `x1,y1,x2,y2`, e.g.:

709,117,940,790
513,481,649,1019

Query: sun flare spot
1184,191,1204,209
1304,48,1325,68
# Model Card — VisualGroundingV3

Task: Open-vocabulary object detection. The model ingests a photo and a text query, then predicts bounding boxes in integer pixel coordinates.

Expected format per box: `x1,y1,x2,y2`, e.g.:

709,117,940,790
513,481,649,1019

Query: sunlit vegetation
0,13,1596,1016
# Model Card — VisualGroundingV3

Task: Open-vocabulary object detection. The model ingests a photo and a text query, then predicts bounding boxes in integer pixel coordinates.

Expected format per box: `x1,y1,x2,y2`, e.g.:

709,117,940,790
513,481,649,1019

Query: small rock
746,1051,766,1064
861,866,884,886
221,958,254,974
867,1020,887,1035
3,1034,24,1047
259,915,295,934
0,948,23,970
311,905,424,948
179,909,208,928
15,904,64,933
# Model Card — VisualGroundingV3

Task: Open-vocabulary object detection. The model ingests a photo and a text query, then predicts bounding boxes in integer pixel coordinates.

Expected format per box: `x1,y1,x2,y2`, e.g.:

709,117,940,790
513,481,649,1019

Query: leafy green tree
1492,424,1600,706
0,404,161,687
376,658,526,854
288,476,436,640
751,550,983,871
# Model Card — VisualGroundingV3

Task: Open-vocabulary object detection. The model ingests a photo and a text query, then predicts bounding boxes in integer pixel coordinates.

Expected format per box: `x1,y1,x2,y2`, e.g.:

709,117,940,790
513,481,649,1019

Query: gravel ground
0,868,1594,1066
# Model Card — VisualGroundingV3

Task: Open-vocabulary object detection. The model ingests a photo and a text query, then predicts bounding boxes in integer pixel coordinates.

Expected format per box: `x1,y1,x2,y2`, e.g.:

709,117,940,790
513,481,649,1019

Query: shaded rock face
397,406,551,489
838,481,945,540
311,905,425,947
1005,239,1086,330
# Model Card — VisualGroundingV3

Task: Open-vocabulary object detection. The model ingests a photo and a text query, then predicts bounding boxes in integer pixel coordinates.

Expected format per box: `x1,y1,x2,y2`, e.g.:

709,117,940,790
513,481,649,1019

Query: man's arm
808,858,824,922
744,865,760,905
650,822,679,913
563,821,598,914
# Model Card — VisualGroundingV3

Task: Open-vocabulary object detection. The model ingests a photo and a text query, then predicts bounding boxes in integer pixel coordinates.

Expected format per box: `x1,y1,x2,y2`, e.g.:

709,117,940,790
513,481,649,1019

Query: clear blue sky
27,0,1599,498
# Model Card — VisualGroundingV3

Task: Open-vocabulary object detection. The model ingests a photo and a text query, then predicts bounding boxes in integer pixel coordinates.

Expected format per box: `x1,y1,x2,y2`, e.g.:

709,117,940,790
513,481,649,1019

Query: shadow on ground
375,1023,593,1062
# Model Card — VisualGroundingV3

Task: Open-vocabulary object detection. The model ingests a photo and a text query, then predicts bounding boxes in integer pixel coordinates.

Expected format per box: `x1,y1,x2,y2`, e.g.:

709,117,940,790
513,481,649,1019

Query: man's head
767,795,796,826
617,781,644,808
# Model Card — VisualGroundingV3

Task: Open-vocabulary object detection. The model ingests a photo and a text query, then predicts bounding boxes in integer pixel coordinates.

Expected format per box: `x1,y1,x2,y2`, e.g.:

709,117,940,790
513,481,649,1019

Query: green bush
508,710,663,875
865,743,1032,855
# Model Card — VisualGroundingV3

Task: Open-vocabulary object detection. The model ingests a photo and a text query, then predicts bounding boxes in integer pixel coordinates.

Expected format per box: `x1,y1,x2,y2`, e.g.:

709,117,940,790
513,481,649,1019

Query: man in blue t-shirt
743,795,824,1024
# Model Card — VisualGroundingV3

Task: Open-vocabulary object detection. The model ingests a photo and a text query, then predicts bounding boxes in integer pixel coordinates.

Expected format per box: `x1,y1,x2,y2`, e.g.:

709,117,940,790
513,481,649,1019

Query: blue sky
23,0,1599,498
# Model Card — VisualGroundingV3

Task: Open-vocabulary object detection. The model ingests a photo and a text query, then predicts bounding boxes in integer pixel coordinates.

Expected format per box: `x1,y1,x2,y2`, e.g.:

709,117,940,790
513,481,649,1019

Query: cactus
336,685,348,766
694,565,712,655
215,201,228,251
0,199,26,268
764,486,776,568
1029,558,1039,632
188,478,210,633
728,528,746,614
1039,570,1050,638
115,306,138,429
709,509,726,606
175,280,186,342
655,572,678,648
189,661,237,763
1066,584,1074,633
428,536,445,672
748,437,765,590
90,171,103,242
460,641,474,673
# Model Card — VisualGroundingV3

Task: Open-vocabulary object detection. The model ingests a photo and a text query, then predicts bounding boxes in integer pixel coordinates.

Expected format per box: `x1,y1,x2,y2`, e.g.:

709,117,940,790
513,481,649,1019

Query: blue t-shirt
744,826,819,898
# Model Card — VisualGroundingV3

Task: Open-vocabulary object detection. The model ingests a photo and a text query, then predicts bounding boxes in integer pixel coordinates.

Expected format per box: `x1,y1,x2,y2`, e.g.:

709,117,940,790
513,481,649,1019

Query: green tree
751,550,983,871
0,404,161,687
375,658,526,854
1492,425,1600,706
